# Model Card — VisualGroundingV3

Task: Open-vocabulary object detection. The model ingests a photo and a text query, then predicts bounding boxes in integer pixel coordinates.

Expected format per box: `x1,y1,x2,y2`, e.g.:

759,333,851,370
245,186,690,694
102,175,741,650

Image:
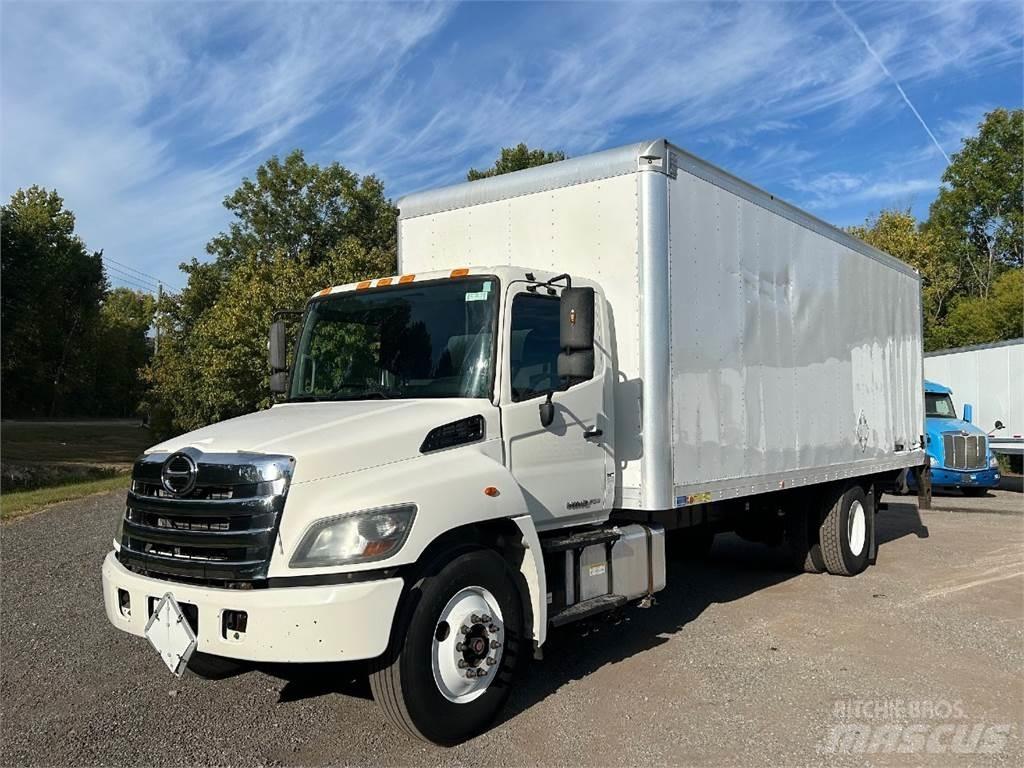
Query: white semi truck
102,140,925,744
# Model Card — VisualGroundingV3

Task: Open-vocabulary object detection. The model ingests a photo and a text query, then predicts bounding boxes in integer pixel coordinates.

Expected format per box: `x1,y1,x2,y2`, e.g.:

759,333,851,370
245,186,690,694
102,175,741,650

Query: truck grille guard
116,448,295,588
941,432,988,470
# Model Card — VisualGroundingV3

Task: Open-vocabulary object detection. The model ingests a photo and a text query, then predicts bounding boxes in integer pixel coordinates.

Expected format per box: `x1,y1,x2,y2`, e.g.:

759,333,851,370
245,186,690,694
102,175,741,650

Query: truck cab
915,379,1001,495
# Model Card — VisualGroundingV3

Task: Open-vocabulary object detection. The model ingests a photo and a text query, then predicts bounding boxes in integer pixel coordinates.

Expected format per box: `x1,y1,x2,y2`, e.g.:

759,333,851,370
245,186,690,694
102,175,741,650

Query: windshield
925,392,957,419
289,277,498,401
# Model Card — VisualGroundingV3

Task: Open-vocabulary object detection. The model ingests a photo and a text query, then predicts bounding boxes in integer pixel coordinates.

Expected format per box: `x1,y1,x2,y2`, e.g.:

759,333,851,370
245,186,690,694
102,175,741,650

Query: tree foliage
467,143,566,181
931,269,1023,349
927,108,1023,298
145,152,396,435
1,187,107,416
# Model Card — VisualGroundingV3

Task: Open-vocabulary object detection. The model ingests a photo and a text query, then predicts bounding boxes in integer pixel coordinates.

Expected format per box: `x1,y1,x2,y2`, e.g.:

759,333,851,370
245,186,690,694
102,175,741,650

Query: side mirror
994,420,1005,431
557,286,595,384
269,320,288,372
963,403,973,424
270,371,290,395
539,392,554,428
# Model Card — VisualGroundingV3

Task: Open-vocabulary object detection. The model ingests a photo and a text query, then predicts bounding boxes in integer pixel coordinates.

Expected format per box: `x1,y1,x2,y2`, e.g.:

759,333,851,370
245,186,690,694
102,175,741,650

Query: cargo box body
398,140,925,512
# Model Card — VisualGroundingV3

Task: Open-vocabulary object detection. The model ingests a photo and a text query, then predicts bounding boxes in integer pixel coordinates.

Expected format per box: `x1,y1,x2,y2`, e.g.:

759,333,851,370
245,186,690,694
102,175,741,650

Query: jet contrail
831,0,951,165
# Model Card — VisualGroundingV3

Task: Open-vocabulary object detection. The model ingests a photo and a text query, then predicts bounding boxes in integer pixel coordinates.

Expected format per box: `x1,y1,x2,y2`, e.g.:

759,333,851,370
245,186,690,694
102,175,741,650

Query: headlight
929,455,939,467
289,504,416,568
989,455,999,468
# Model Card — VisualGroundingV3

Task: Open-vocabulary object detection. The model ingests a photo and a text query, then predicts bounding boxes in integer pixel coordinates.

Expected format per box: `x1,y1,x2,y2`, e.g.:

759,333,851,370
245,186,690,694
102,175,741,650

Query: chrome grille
117,449,294,587
942,433,987,470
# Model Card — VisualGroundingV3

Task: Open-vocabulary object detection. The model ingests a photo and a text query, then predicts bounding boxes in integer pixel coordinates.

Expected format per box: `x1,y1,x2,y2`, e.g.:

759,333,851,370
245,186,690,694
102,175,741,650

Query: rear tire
369,549,524,745
819,484,871,576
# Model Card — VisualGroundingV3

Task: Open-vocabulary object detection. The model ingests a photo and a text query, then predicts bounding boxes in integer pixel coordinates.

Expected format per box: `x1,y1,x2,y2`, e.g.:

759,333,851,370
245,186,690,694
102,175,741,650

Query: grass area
1,421,153,467
1,474,130,521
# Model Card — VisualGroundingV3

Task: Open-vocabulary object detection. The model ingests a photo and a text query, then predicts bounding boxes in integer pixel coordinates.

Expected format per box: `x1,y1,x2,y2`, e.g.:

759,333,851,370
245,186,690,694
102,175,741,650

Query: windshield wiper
329,391,396,401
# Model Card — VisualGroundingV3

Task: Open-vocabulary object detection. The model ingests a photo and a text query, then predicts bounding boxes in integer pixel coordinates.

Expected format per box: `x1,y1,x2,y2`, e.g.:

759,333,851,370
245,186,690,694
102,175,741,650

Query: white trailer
925,338,1024,456
102,139,925,744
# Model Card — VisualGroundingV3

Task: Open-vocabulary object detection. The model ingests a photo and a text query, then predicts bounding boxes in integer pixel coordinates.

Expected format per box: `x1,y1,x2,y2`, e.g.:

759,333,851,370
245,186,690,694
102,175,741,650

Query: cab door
499,281,612,530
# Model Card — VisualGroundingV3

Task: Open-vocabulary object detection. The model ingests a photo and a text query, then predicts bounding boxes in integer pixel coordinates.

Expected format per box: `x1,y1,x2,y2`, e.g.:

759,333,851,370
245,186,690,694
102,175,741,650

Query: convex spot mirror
994,420,1005,431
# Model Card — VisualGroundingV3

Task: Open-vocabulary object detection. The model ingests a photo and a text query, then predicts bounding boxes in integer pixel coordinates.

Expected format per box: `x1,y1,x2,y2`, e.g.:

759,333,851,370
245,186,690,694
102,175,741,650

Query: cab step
549,594,628,627
541,527,621,553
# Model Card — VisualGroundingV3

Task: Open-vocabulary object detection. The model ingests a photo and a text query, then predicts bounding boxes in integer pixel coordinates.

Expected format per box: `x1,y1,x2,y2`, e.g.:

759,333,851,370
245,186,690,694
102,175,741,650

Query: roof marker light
399,274,415,284
356,280,372,290
450,268,469,278
377,277,393,287
317,287,332,296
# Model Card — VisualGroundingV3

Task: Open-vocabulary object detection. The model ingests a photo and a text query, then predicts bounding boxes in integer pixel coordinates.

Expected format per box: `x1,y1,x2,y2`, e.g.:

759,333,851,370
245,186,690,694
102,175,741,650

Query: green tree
91,288,155,417
847,209,959,349
146,153,396,435
927,108,1023,298
1,187,106,416
467,143,567,181
930,269,1023,349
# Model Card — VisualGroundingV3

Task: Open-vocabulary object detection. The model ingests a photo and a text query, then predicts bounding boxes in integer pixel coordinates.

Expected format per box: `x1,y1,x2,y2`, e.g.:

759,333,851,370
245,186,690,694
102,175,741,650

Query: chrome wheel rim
431,586,504,703
848,499,867,557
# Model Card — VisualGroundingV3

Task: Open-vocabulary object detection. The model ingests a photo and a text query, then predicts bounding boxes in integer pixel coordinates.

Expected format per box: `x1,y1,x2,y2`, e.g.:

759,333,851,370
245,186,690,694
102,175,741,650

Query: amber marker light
377,277,393,287
399,274,415,283
483,486,500,497
450,268,470,278
355,280,372,290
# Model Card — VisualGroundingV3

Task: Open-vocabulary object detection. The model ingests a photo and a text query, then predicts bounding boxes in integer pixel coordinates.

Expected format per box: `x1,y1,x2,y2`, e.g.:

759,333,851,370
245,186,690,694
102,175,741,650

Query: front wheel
369,549,524,745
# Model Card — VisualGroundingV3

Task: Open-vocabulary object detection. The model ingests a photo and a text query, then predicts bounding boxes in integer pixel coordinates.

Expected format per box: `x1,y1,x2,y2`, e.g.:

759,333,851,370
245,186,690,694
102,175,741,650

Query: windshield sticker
482,281,493,293
465,291,489,301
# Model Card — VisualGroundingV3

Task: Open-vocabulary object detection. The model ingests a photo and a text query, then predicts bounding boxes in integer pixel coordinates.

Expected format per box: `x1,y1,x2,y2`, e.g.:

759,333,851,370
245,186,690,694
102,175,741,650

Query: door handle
583,428,603,440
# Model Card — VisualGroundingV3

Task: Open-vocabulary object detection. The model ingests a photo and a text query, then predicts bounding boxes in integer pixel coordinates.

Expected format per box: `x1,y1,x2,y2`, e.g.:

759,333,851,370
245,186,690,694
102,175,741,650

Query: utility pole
155,282,163,354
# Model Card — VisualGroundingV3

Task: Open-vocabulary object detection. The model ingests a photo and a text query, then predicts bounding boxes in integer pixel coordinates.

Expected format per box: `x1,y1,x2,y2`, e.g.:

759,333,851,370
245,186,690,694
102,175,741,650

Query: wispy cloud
1,1,1020,286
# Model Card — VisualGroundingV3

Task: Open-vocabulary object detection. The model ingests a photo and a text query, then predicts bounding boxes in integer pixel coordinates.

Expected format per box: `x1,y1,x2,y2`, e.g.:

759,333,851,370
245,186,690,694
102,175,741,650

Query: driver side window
509,293,591,402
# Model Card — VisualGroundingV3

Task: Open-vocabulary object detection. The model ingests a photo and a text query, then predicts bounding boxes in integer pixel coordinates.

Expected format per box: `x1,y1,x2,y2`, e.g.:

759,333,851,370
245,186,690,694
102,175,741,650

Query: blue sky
2,1,1021,293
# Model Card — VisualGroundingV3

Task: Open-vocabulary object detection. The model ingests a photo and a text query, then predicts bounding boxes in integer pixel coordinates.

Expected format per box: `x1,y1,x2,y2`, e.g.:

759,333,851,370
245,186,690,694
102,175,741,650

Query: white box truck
924,338,1024,457
102,139,925,744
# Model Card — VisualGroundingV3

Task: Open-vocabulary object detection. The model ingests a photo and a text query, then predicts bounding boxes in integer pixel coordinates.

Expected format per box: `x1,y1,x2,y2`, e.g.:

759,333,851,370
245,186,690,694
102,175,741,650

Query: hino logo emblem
161,452,198,496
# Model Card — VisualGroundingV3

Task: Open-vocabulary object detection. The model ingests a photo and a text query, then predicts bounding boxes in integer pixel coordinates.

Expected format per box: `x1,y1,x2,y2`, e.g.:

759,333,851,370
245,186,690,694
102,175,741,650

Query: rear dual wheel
369,549,524,745
819,484,871,576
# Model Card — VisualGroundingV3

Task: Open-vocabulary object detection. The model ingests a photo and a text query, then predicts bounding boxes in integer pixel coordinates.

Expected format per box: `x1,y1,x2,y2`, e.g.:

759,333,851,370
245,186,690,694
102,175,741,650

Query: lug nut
486,657,497,666
476,668,488,677
457,659,468,668
490,640,502,649
465,670,476,679
480,614,491,624
455,642,465,652
460,625,470,635
488,624,498,633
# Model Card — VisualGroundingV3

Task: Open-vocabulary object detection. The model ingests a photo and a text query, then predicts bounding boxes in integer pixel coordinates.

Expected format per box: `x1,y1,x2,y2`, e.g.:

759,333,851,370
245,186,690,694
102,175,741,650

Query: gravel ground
2,491,1022,767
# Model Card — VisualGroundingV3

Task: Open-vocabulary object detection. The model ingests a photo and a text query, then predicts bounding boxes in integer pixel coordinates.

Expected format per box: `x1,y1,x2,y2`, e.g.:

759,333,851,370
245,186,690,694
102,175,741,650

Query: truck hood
926,417,986,439
147,399,496,485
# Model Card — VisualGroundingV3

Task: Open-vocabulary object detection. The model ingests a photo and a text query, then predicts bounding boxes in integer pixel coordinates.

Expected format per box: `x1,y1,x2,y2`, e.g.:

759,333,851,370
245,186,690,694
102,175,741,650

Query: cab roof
924,379,952,394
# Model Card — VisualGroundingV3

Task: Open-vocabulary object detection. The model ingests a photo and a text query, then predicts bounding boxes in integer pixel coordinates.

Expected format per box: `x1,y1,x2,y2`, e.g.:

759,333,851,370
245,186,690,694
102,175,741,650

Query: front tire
819,484,871,576
369,549,524,745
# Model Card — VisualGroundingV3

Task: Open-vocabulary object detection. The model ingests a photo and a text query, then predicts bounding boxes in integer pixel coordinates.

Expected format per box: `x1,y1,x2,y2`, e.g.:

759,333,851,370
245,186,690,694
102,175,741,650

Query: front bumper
102,551,403,663
912,466,1000,489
